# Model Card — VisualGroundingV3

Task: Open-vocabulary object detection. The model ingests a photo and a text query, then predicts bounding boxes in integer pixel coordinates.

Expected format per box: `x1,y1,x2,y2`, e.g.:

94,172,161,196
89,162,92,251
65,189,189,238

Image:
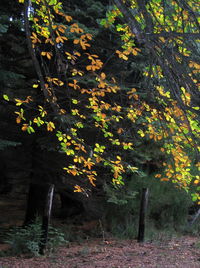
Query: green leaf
27,126,35,134
3,94,9,101
72,99,78,104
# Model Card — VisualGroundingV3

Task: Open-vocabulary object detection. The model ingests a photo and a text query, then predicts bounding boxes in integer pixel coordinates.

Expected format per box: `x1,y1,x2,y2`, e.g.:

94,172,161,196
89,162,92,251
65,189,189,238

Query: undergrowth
3,218,68,256
103,174,194,241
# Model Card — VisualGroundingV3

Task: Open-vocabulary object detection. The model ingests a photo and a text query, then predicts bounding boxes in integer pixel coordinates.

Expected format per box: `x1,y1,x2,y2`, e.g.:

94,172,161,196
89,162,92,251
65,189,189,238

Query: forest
0,0,200,267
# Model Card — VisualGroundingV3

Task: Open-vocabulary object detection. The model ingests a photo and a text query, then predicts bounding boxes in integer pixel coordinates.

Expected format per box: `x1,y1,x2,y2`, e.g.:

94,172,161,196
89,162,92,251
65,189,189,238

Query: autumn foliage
6,0,199,202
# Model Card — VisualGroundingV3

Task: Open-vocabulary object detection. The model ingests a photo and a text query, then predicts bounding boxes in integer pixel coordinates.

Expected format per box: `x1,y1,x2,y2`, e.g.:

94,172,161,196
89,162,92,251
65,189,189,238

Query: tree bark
24,183,54,225
137,188,149,243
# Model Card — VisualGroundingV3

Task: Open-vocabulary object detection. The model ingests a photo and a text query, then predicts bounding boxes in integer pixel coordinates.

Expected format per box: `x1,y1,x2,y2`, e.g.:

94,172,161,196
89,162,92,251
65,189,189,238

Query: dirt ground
0,196,200,267
0,236,200,268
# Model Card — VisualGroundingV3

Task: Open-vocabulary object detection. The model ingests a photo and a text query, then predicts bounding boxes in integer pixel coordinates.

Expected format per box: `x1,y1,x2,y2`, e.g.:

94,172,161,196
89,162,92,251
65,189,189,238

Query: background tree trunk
24,183,54,225
138,188,149,243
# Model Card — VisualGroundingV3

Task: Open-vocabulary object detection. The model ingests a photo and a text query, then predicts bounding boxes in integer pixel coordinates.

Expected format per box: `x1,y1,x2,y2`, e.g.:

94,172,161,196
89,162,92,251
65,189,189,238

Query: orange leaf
101,73,106,80
22,124,28,131
161,178,169,182
16,116,21,124
73,39,80,44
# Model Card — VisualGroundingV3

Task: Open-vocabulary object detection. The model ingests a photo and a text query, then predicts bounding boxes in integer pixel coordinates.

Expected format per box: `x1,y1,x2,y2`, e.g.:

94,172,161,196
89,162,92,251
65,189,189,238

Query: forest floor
0,236,200,268
0,196,200,267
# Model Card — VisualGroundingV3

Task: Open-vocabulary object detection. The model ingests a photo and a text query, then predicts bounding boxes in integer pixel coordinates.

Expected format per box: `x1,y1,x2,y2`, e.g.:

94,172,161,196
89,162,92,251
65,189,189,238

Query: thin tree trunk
189,208,200,226
39,184,54,255
137,188,149,243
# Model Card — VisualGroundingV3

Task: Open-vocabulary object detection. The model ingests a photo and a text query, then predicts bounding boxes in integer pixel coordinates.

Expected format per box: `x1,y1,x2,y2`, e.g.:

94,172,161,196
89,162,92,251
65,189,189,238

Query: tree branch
112,0,144,43
24,0,60,115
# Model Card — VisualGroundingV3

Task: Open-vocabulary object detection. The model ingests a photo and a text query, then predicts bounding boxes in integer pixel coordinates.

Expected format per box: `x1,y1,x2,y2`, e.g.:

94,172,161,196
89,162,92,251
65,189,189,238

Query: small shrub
47,225,67,254
4,219,68,256
5,219,42,256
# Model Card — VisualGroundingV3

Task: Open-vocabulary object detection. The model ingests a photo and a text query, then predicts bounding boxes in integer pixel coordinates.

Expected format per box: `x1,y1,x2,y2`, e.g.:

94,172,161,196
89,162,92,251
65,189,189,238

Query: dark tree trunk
24,182,54,225
24,182,54,255
137,188,149,243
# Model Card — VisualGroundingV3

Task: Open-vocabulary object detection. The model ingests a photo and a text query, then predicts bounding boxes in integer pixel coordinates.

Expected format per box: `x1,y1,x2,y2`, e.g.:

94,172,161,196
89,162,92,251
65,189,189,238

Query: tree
6,0,200,202
109,0,200,201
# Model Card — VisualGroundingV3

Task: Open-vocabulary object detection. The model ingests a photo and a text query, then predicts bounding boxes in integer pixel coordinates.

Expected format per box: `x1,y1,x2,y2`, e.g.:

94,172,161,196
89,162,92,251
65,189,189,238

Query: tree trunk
137,188,149,243
188,208,200,226
24,182,45,225
24,182,54,254
39,184,54,255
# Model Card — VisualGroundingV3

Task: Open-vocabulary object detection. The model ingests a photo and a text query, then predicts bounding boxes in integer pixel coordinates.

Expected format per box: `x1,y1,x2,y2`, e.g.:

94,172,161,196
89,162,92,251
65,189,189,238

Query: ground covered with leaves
0,236,200,268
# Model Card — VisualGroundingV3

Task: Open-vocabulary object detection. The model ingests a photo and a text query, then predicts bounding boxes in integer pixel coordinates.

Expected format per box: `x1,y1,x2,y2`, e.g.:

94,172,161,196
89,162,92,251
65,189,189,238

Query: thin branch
24,0,60,115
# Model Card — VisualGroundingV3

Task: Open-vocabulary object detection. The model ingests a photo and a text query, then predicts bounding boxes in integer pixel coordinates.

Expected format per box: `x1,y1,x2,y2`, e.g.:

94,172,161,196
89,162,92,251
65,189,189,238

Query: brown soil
0,236,200,268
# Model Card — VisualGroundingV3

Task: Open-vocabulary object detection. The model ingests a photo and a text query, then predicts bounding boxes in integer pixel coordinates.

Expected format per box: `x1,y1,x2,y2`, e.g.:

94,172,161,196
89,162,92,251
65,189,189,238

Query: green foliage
104,183,137,206
145,222,178,243
194,237,200,249
5,221,42,256
104,174,193,239
0,22,8,36
0,139,21,151
46,225,67,254
148,181,192,229
0,14,9,36
142,176,192,230
4,220,68,256
186,224,200,237
0,70,25,85
103,183,138,239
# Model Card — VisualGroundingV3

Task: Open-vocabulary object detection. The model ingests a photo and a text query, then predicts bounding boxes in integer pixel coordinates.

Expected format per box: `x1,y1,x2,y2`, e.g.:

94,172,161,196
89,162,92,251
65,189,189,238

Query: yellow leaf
46,52,52,60
132,49,138,56
47,121,55,131
159,37,165,43
87,175,96,186
15,99,23,106
74,185,83,192
59,109,66,114
116,50,128,60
